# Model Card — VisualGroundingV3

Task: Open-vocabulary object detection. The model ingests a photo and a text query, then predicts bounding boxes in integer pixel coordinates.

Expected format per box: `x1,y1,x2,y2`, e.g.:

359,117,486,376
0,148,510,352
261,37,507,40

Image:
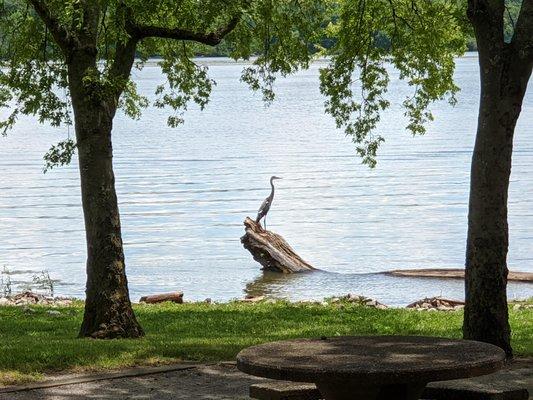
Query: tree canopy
0,0,325,167
0,1,526,169
318,0,469,166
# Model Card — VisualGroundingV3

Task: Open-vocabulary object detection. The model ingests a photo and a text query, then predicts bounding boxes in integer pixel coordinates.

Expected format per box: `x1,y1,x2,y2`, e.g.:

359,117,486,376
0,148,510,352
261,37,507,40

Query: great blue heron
256,176,282,229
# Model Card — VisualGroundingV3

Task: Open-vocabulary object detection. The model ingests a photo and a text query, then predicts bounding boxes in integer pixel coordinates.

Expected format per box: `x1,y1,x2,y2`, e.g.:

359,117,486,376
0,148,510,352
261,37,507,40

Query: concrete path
0,363,266,400
0,360,530,400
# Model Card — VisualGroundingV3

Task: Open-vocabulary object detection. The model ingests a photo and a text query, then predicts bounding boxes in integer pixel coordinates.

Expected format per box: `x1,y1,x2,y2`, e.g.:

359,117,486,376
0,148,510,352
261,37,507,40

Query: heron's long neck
269,180,275,198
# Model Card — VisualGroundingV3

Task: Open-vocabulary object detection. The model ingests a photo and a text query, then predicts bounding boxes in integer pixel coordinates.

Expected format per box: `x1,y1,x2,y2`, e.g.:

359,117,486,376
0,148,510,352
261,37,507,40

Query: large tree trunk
463,40,531,356
68,51,144,339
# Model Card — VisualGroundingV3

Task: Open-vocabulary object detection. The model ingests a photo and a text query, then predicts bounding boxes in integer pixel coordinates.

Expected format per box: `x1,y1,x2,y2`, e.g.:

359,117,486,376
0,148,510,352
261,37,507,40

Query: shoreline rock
0,291,75,307
406,297,465,311
1,291,530,312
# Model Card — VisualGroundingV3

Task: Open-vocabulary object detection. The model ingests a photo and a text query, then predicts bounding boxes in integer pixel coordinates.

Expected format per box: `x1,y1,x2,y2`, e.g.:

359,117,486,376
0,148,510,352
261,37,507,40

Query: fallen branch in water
240,217,316,273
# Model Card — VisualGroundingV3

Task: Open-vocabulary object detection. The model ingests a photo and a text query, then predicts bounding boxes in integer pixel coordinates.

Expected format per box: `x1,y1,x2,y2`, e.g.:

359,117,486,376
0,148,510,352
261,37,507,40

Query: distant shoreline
382,268,533,283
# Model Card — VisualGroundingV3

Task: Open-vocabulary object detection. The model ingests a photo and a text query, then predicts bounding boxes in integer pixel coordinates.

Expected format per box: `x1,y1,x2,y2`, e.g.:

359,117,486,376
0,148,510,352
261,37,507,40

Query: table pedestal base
316,381,427,400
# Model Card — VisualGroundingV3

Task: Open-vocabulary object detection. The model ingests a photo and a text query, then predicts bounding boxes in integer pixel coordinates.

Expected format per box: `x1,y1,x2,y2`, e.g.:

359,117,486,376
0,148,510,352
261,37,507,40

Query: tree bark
68,50,143,339
463,36,531,356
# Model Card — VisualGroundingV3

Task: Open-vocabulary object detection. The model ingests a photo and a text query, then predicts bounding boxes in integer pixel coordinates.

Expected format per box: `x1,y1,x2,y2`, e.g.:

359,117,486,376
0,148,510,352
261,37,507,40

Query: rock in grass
0,291,75,307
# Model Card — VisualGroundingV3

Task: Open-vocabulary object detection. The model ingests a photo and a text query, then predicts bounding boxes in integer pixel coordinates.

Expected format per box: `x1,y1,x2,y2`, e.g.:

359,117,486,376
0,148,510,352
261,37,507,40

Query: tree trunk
463,45,531,357
68,51,144,339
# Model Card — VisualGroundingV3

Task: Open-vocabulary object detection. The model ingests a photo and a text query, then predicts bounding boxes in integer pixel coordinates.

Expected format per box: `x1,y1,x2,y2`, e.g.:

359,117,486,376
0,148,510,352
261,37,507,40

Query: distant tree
0,0,324,338
316,0,532,357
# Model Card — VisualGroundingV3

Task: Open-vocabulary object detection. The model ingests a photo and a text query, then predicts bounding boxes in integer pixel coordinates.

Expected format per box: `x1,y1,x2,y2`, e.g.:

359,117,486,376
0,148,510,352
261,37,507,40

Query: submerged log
384,268,533,283
241,217,316,273
139,292,183,304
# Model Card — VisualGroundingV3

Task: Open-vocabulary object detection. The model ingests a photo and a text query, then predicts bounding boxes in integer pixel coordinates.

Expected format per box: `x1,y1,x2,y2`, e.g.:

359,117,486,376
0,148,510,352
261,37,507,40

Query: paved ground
0,360,530,400
0,363,266,400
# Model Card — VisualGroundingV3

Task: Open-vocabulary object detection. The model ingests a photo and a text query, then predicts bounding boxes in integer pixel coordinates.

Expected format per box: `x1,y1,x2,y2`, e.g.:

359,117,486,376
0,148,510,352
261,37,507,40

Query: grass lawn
0,300,531,386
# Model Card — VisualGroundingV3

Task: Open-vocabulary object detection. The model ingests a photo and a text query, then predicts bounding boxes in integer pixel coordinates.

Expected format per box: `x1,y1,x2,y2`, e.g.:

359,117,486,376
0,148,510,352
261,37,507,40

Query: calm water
1,55,532,306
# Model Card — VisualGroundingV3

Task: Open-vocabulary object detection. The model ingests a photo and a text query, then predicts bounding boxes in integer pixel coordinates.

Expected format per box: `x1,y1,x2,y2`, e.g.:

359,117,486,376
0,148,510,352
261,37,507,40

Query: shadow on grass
1,301,530,385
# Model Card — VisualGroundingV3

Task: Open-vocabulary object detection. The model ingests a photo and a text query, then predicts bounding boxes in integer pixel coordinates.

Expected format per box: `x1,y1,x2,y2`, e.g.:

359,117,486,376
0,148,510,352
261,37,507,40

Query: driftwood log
139,292,183,304
241,217,316,273
384,268,533,282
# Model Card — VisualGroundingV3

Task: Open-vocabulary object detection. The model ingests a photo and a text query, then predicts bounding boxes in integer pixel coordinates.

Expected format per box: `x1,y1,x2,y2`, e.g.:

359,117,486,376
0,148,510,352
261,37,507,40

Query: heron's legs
264,215,267,230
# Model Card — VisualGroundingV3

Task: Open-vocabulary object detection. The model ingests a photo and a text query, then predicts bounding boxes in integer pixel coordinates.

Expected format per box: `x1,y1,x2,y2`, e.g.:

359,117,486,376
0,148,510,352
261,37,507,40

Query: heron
256,176,282,229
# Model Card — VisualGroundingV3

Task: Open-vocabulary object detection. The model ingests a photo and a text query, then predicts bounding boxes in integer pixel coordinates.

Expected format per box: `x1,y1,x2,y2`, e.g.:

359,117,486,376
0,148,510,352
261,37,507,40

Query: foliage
232,0,326,103
319,0,469,167
0,300,531,385
0,1,525,170
0,0,326,169
318,0,527,167
43,138,76,172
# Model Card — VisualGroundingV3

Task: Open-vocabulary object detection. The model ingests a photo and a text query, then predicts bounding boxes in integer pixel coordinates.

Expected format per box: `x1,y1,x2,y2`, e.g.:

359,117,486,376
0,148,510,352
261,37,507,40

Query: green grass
0,301,531,386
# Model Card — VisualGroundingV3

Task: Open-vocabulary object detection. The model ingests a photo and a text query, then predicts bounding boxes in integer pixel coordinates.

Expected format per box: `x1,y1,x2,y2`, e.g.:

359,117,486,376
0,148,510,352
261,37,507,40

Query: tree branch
107,4,241,113
512,0,533,60
108,36,138,103
466,0,505,59
26,0,78,52
129,14,241,46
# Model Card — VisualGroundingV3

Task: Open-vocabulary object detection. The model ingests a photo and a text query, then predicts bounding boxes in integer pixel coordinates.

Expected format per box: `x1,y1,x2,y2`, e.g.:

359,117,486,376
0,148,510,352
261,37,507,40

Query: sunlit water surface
1,55,532,306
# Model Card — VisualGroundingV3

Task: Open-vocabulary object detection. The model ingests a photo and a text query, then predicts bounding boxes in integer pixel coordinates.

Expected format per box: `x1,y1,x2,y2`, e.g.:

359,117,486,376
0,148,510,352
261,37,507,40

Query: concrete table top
237,336,506,400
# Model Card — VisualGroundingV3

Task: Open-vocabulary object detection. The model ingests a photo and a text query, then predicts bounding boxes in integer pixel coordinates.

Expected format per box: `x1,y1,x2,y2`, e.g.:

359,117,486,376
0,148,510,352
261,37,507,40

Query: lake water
1,55,532,306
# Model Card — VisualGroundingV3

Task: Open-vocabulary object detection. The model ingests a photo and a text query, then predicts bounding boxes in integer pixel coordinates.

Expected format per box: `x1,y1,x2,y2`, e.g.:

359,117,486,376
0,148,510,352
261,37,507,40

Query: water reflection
245,271,314,298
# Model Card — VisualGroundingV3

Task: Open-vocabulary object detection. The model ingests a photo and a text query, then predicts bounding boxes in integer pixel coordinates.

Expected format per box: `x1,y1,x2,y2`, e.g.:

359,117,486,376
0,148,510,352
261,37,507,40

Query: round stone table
236,336,505,400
